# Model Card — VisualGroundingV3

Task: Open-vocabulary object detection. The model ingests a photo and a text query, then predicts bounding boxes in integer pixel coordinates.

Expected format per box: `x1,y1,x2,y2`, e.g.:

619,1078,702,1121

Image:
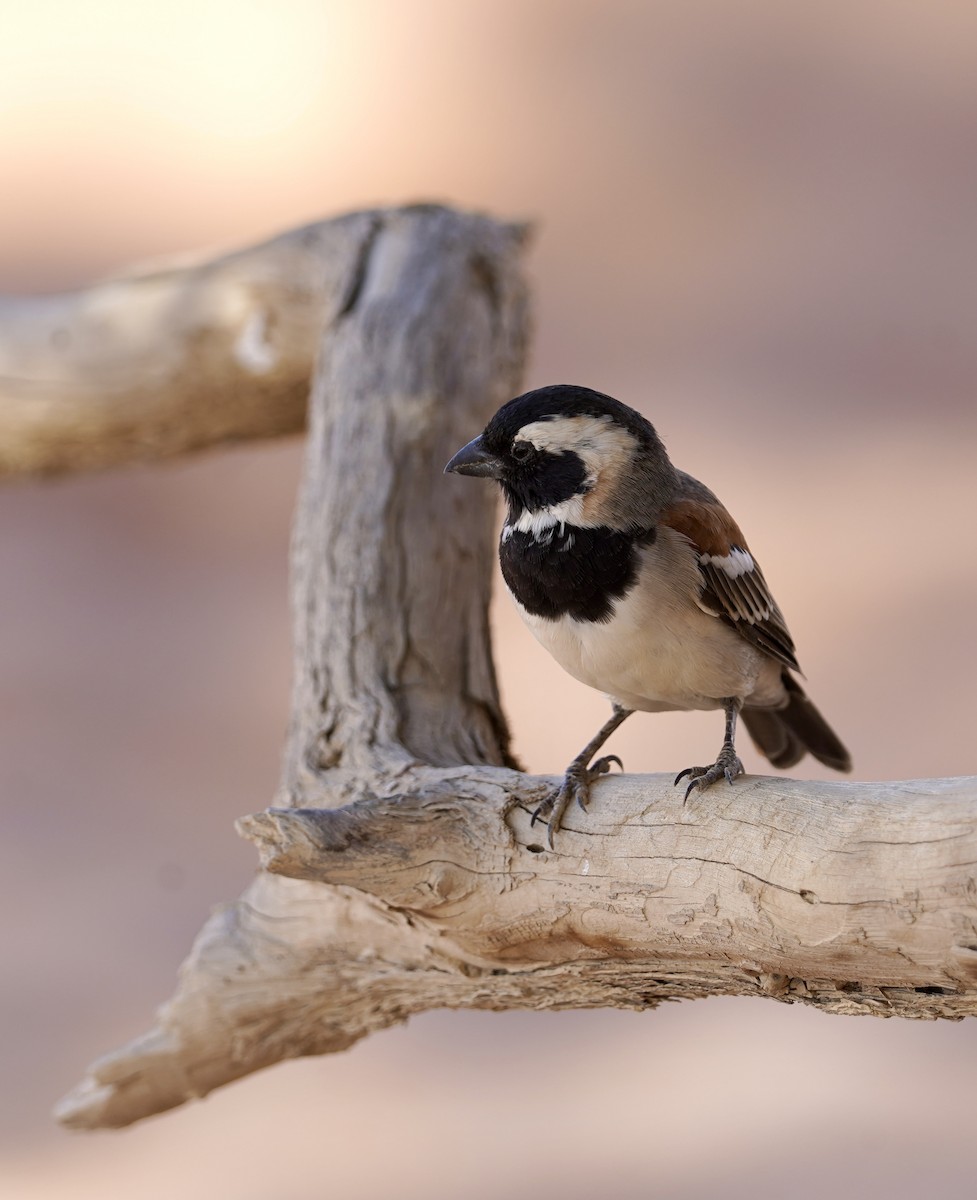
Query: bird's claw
588,753,623,782
530,797,553,827
675,750,744,804
530,754,625,847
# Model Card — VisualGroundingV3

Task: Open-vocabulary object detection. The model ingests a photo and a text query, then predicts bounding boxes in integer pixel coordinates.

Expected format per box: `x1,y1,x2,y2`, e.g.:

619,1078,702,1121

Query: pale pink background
2,3,976,1197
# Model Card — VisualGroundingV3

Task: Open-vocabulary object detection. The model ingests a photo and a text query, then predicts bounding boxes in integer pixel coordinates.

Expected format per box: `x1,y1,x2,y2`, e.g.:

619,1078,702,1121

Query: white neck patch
503,495,589,541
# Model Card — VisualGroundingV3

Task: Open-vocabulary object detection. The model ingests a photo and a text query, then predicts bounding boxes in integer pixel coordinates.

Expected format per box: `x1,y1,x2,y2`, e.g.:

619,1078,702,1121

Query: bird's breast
502,523,779,711
498,521,654,624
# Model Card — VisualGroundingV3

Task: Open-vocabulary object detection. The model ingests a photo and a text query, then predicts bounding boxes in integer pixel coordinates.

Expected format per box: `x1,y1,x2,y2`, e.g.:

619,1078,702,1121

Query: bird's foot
675,745,743,804
531,754,623,848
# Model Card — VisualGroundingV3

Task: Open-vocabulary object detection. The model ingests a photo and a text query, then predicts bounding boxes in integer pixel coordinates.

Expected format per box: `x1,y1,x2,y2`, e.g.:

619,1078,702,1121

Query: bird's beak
444,435,503,479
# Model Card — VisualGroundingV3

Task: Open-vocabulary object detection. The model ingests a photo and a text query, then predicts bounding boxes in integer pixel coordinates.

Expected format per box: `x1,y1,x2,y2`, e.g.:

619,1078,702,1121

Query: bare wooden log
56,766,977,1131
242,771,977,998
52,203,977,1134
0,210,380,477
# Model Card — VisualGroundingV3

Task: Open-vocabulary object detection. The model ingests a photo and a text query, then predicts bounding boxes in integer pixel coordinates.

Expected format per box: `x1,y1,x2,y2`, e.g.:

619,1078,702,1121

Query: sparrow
445,383,851,846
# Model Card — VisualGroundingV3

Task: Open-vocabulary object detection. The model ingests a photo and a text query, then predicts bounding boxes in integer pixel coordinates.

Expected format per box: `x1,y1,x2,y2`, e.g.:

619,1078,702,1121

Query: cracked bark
239,772,977,997
42,205,977,1134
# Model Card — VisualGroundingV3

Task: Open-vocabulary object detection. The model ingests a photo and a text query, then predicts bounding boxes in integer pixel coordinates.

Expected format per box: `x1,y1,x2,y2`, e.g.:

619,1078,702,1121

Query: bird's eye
511,441,533,462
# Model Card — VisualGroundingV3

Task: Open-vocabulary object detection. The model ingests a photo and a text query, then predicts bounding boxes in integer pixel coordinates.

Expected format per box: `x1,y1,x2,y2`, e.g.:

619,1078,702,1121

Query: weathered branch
1,210,392,477
52,204,977,1134
242,771,977,998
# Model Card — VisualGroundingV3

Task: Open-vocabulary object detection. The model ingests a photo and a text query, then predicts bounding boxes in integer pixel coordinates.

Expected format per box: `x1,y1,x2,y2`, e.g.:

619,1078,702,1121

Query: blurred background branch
0,213,381,477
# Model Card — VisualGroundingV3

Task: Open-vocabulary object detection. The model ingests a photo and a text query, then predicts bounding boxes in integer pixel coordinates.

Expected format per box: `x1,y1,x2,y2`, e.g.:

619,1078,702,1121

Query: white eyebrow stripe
516,415,634,463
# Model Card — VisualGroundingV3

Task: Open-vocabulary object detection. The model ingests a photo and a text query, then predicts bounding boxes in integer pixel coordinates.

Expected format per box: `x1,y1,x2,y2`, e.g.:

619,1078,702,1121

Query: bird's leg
532,704,633,847
675,697,744,803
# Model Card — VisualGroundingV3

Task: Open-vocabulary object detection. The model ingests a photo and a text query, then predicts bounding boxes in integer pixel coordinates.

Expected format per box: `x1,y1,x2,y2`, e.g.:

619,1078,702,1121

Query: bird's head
444,384,676,529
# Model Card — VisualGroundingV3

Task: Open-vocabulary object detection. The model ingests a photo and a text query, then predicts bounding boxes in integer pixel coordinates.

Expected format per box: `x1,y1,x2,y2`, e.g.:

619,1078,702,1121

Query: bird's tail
742,673,851,773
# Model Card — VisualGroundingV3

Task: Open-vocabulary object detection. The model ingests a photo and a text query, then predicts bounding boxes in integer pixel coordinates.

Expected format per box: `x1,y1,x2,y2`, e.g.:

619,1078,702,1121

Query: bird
444,383,851,846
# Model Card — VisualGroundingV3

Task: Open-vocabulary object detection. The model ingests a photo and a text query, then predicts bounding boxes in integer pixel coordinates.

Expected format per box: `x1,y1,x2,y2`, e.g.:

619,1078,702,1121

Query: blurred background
2,1,976,1196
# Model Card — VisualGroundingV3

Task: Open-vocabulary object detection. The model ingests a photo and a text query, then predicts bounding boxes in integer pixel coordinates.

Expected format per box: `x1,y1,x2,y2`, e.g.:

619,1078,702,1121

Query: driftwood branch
1,210,387,476
244,772,977,998
48,204,977,1134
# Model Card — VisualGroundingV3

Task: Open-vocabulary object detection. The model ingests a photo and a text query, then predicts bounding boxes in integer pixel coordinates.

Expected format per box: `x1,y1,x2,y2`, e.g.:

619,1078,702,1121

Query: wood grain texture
52,205,977,1135
242,771,977,998
278,205,528,802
